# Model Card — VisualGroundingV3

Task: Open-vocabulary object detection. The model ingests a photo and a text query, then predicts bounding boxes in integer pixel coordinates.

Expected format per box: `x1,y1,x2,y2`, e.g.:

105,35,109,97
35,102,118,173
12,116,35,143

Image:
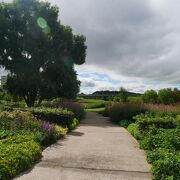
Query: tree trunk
24,92,37,107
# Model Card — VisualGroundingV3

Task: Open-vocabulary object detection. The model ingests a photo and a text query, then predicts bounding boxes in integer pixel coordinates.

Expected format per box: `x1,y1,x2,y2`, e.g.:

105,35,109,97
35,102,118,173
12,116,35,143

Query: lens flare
37,17,47,29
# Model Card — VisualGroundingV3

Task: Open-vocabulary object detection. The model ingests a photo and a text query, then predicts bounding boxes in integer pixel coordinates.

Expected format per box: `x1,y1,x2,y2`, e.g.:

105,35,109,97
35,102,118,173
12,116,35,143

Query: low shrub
127,123,140,139
0,111,68,145
70,118,79,130
108,103,147,123
118,119,131,128
125,110,180,180
36,121,67,146
0,111,42,137
135,113,179,132
0,100,25,112
41,100,85,120
151,150,180,180
147,148,175,163
0,135,42,180
58,101,85,120
30,107,74,129
0,110,68,179
140,128,180,151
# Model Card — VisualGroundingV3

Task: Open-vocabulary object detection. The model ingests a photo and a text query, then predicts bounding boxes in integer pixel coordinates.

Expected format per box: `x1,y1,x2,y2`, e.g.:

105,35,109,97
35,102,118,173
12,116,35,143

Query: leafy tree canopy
0,0,86,106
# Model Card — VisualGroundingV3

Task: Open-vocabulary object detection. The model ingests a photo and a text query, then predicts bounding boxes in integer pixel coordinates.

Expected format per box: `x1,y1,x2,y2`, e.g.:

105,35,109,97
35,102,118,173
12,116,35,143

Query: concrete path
15,112,152,180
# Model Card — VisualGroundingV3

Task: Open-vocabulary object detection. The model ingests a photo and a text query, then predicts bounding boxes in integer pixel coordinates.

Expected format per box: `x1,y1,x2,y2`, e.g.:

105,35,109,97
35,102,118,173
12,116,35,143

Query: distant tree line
142,88,180,104
92,90,141,97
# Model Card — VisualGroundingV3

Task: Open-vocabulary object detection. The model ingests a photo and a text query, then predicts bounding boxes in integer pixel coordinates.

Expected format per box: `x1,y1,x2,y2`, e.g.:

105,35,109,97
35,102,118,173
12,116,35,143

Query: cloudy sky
2,0,180,93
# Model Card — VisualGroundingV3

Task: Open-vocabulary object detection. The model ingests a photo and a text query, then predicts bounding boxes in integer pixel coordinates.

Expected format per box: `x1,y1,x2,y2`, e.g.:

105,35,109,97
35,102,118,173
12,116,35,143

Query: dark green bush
0,135,42,180
135,113,178,132
150,150,180,180
140,128,180,151
119,119,131,128
147,149,179,179
147,148,176,163
109,103,147,123
30,107,74,129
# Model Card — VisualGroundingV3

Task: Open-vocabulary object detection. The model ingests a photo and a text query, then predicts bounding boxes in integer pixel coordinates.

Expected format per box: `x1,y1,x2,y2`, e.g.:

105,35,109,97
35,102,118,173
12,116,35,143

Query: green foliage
142,90,158,104
135,113,178,132
0,109,68,179
158,88,175,104
86,107,105,113
41,100,85,120
142,88,180,105
0,135,42,180
127,123,140,139
147,148,180,179
108,103,147,123
150,150,180,180
140,128,180,151
118,120,131,128
0,110,68,144
0,0,86,107
70,118,79,130
79,99,108,109
119,87,128,102
0,100,25,112
126,111,180,179
30,107,75,129
128,96,143,103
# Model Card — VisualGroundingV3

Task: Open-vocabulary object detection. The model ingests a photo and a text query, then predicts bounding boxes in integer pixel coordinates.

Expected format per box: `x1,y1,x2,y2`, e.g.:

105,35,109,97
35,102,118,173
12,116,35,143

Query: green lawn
77,98,109,109
86,107,105,112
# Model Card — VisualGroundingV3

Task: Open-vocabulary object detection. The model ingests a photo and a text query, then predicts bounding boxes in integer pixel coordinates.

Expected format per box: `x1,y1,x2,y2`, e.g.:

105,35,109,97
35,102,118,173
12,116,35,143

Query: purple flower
42,121,54,133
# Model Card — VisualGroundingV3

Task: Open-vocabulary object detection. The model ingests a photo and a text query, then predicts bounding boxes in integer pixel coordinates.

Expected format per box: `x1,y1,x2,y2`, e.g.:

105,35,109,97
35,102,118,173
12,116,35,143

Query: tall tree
119,87,128,102
0,0,86,106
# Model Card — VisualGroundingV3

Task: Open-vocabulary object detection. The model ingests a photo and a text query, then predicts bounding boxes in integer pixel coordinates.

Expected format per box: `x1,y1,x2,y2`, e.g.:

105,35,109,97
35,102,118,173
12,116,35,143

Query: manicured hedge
0,135,42,180
135,113,178,131
30,107,75,129
41,100,85,120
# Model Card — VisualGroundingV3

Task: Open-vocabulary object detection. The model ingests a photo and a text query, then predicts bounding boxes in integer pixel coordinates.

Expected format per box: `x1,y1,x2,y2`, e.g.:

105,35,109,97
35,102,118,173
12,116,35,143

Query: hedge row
127,113,180,180
0,110,69,179
40,100,85,120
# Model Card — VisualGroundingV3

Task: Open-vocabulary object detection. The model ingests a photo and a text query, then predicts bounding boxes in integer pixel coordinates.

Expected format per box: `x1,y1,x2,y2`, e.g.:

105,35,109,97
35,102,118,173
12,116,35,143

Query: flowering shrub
0,110,68,143
30,107,75,129
42,121,54,133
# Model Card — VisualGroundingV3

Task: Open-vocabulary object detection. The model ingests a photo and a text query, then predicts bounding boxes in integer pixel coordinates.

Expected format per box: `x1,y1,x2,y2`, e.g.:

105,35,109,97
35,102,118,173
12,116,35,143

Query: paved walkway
15,112,151,180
